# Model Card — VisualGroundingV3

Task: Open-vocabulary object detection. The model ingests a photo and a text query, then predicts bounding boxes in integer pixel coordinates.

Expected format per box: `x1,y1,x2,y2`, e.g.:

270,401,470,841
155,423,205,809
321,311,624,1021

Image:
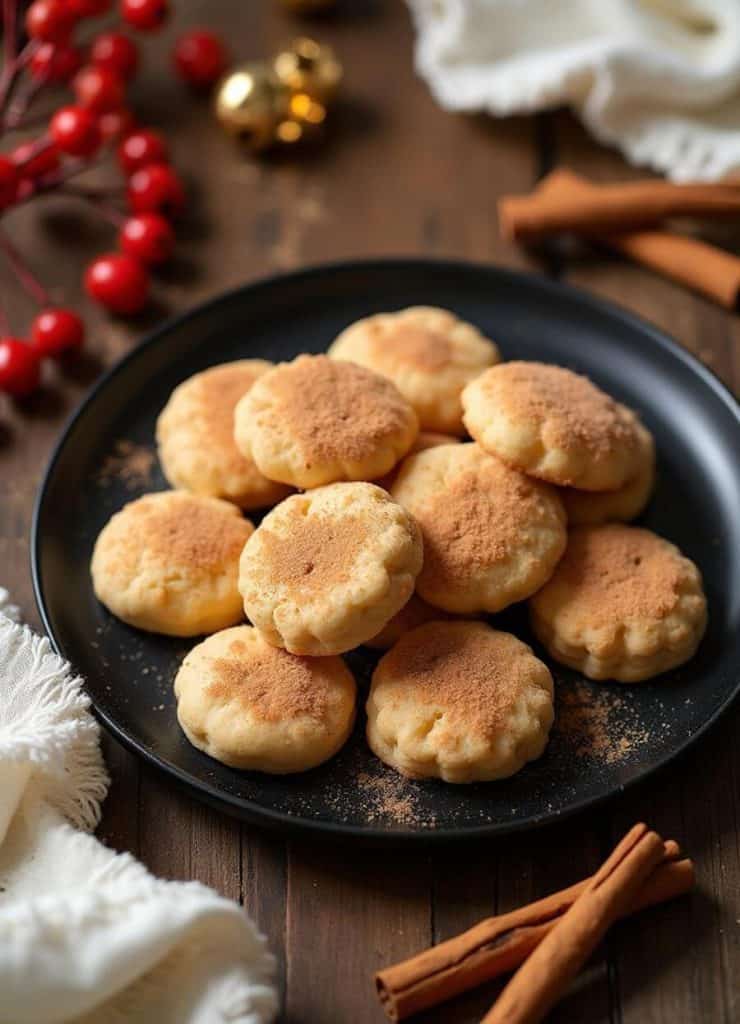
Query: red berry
73,65,125,113
50,105,102,157
66,0,112,15
0,157,19,207
117,129,167,175
120,0,168,32
11,140,60,179
0,339,41,397
173,29,227,89
12,177,36,204
99,107,138,142
85,253,149,314
91,31,138,80
30,308,85,357
29,41,83,82
119,212,174,264
127,162,184,217
25,0,74,42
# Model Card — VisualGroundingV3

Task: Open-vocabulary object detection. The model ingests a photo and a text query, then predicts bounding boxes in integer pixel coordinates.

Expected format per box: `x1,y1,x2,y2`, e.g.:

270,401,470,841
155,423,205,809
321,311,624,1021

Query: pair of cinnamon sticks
498,169,740,309
376,823,693,1023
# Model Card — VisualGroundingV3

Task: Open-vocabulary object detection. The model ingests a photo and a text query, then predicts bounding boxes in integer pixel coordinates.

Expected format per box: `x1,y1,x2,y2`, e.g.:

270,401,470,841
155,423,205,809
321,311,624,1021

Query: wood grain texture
0,5,738,1024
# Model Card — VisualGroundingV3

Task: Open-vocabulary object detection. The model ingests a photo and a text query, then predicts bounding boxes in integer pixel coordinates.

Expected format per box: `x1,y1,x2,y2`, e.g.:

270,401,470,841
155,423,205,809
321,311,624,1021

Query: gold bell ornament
273,37,343,105
214,62,291,152
215,40,343,153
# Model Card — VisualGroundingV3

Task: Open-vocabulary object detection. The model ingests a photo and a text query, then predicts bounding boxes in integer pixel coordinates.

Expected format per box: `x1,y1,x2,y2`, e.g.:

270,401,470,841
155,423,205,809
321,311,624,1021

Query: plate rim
31,256,740,843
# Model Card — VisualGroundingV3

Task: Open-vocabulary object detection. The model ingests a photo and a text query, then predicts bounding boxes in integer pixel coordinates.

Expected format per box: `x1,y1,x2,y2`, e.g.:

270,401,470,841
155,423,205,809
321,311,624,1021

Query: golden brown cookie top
206,635,334,723
376,621,549,741
190,361,271,460
256,503,371,595
397,444,564,585
268,354,416,464
478,361,637,459
367,321,453,370
551,524,694,626
111,491,252,573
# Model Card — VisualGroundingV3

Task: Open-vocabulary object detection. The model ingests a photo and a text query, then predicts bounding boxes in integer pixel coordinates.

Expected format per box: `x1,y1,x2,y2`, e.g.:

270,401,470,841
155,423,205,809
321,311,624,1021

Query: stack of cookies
90,306,707,785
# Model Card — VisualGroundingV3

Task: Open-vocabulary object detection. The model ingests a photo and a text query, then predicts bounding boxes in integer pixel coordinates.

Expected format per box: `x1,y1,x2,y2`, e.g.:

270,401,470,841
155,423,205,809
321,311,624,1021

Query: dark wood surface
2,4,739,1022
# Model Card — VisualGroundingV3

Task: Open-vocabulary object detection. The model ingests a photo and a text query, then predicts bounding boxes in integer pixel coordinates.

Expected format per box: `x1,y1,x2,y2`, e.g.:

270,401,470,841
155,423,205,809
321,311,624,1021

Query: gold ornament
275,91,328,146
273,37,343,105
214,62,290,152
279,0,337,13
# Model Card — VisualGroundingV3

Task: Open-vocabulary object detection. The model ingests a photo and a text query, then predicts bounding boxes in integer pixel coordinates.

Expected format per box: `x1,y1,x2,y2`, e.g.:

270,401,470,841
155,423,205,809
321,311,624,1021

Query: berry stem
0,226,52,307
12,134,55,169
4,70,46,131
61,186,126,226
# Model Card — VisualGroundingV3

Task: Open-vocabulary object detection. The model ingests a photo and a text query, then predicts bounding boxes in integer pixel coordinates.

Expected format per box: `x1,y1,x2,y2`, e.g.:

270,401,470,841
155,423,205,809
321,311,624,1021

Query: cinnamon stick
482,823,667,1024
375,839,691,1021
535,168,740,308
499,173,740,242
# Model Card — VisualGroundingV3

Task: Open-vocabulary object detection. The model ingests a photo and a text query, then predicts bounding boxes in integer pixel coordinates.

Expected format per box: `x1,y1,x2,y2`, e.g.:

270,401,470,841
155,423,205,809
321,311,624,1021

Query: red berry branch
0,0,227,398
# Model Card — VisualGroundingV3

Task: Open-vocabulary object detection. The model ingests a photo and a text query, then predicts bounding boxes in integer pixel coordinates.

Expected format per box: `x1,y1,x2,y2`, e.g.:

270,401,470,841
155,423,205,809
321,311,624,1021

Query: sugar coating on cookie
329,306,499,435
462,362,642,491
239,482,423,655
91,491,254,636
560,421,655,526
530,524,707,682
366,621,554,783
156,360,292,510
233,354,419,489
391,443,566,613
365,592,460,650
175,626,356,773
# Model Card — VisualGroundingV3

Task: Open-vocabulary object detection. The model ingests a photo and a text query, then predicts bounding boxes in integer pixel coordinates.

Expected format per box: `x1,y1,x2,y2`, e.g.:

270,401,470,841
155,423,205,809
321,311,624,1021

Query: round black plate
32,260,740,842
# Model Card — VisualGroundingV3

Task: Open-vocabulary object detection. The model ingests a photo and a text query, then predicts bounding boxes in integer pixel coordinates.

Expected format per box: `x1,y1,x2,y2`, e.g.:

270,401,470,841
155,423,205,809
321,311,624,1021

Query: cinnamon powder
274,355,412,463
97,440,155,491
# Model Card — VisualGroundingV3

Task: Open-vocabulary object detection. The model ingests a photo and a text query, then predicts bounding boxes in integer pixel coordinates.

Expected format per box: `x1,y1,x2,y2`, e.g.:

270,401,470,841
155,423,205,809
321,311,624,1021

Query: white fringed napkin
407,0,740,181
0,588,277,1024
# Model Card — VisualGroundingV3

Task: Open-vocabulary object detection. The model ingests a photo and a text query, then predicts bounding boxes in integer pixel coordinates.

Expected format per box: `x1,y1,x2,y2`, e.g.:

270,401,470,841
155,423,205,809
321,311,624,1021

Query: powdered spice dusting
273,355,414,462
556,681,651,765
369,324,453,371
259,508,369,592
97,440,154,490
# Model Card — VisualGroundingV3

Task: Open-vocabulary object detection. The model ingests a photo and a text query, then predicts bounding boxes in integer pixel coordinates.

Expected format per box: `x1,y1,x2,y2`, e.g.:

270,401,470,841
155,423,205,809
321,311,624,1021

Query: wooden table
2,4,739,1022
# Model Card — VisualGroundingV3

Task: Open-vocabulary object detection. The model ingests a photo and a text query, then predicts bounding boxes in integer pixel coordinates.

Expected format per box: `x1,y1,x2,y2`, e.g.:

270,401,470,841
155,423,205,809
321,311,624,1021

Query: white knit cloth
0,589,277,1024
407,0,740,181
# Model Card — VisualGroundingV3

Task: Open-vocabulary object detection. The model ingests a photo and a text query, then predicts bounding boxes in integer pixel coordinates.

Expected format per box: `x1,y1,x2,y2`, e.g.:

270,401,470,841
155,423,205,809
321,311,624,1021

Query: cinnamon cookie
560,421,655,526
366,621,554,783
239,482,423,655
233,354,418,489
91,491,254,636
175,625,356,773
156,360,291,510
530,524,707,682
462,362,642,491
391,443,566,613
329,306,499,434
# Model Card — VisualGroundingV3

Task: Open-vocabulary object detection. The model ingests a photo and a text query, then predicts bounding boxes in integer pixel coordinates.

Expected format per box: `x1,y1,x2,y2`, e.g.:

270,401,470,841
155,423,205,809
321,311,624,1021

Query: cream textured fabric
407,0,740,180
0,589,277,1024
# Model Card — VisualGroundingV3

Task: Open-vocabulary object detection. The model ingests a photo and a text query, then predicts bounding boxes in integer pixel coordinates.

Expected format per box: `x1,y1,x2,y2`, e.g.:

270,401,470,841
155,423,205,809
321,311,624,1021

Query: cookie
560,421,656,526
156,360,291,510
233,354,418,489
91,491,253,636
329,306,499,434
175,626,356,773
462,362,642,491
239,482,423,655
391,443,566,613
530,524,707,682
366,621,554,783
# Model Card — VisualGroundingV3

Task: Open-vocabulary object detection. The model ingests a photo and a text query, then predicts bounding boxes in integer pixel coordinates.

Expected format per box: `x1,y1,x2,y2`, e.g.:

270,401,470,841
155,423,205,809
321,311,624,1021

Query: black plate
32,259,740,842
